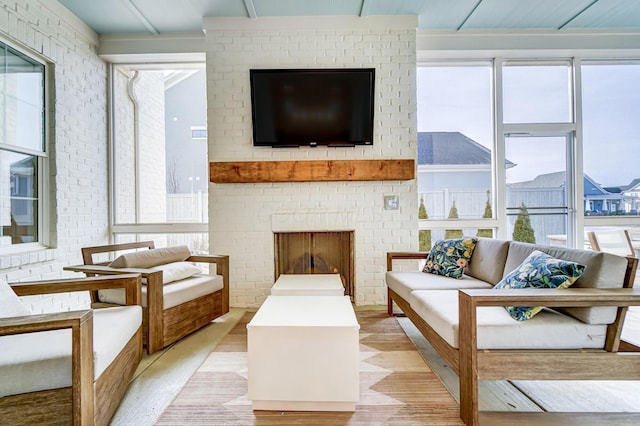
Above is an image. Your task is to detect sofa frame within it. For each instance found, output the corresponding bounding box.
[64,241,230,354]
[0,274,143,426]
[387,251,640,425]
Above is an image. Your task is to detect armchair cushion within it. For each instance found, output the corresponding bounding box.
[493,250,586,321]
[99,274,224,309]
[108,245,191,269]
[0,278,30,318]
[151,261,201,284]
[0,305,141,397]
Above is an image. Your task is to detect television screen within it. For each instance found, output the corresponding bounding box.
[250,68,375,147]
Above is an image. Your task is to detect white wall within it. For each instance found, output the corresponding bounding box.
[0,0,108,312]
[205,17,419,308]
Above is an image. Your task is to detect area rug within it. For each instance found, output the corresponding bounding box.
[156,310,463,425]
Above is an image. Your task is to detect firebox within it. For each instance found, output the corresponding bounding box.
[274,231,354,300]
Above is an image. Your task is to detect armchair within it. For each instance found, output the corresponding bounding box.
[64,241,230,354]
[0,274,142,426]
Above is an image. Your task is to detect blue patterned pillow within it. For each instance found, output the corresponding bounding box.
[494,250,586,321]
[422,238,477,279]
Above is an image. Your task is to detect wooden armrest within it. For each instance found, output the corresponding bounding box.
[386,251,429,271]
[65,264,155,275]
[187,254,229,264]
[0,310,92,336]
[459,287,640,308]
[11,274,142,306]
[0,308,95,422]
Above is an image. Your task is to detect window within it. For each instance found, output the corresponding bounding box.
[582,62,640,218]
[110,65,208,252]
[416,63,496,249]
[0,41,46,248]
[502,62,572,124]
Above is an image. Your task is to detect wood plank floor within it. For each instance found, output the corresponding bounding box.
[110,306,640,425]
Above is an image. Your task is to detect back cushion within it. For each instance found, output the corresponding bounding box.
[504,241,628,324]
[465,238,510,285]
[0,278,31,318]
[109,245,191,269]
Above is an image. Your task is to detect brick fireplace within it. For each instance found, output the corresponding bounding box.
[274,231,355,300]
[205,16,418,308]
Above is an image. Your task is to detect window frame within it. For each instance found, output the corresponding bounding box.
[417,57,640,249]
[107,62,208,243]
[0,38,50,254]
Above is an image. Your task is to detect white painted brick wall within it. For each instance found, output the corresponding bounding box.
[206,18,419,308]
[0,0,108,313]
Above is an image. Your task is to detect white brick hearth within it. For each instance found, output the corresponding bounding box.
[205,16,419,308]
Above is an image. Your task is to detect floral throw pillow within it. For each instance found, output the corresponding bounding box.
[422,238,478,279]
[493,250,586,321]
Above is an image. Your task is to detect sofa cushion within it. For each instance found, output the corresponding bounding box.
[0,305,141,397]
[108,245,191,269]
[409,290,606,350]
[465,237,510,284]
[386,271,492,302]
[99,274,224,309]
[493,250,586,321]
[422,238,477,279]
[504,241,628,324]
[150,261,201,284]
[0,278,30,318]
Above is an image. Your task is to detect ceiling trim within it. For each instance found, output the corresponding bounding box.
[98,33,205,63]
[417,29,640,59]
[202,15,418,32]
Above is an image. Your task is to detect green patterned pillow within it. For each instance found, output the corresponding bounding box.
[422,238,477,279]
[494,250,586,321]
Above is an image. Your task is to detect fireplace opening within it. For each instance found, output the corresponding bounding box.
[274,231,354,301]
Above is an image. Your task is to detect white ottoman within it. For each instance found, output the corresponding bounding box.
[247,295,360,411]
[271,274,345,296]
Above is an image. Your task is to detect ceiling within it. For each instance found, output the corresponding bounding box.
[58,0,640,35]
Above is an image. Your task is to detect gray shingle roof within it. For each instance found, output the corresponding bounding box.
[417,131,514,167]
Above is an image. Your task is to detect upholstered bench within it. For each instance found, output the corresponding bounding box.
[386,237,640,426]
[65,242,230,354]
[0,275,143,425]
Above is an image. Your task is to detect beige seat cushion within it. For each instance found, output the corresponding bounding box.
[99,274,224,309]
[0,278,30,318]
[108,245,191,268]
[0,305,141,397]
[386,271,492,302]
[464,237,510,284]
[409,290,606,350]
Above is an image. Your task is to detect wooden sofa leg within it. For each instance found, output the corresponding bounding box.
[387,288,393,316]
[459,292,479,426]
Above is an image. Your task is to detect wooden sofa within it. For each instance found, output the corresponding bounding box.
[0,274,143,426]
[386,237,640,425]
[65,241,230,354]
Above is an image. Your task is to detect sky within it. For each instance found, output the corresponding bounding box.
[416,63,640,187]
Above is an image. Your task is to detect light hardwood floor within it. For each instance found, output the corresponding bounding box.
[110,306,640,425]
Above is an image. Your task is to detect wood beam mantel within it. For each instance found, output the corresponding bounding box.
[209,159,415,183]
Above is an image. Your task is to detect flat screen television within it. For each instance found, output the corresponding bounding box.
[250,68,375,147]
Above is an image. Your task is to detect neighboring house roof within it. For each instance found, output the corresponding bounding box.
[417,132,514,167]
[509,172,637,201]
[584,175,613,196]
[508,171,565,189]
[605,178,640,193]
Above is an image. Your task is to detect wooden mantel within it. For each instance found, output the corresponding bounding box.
[209,159,415,183]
